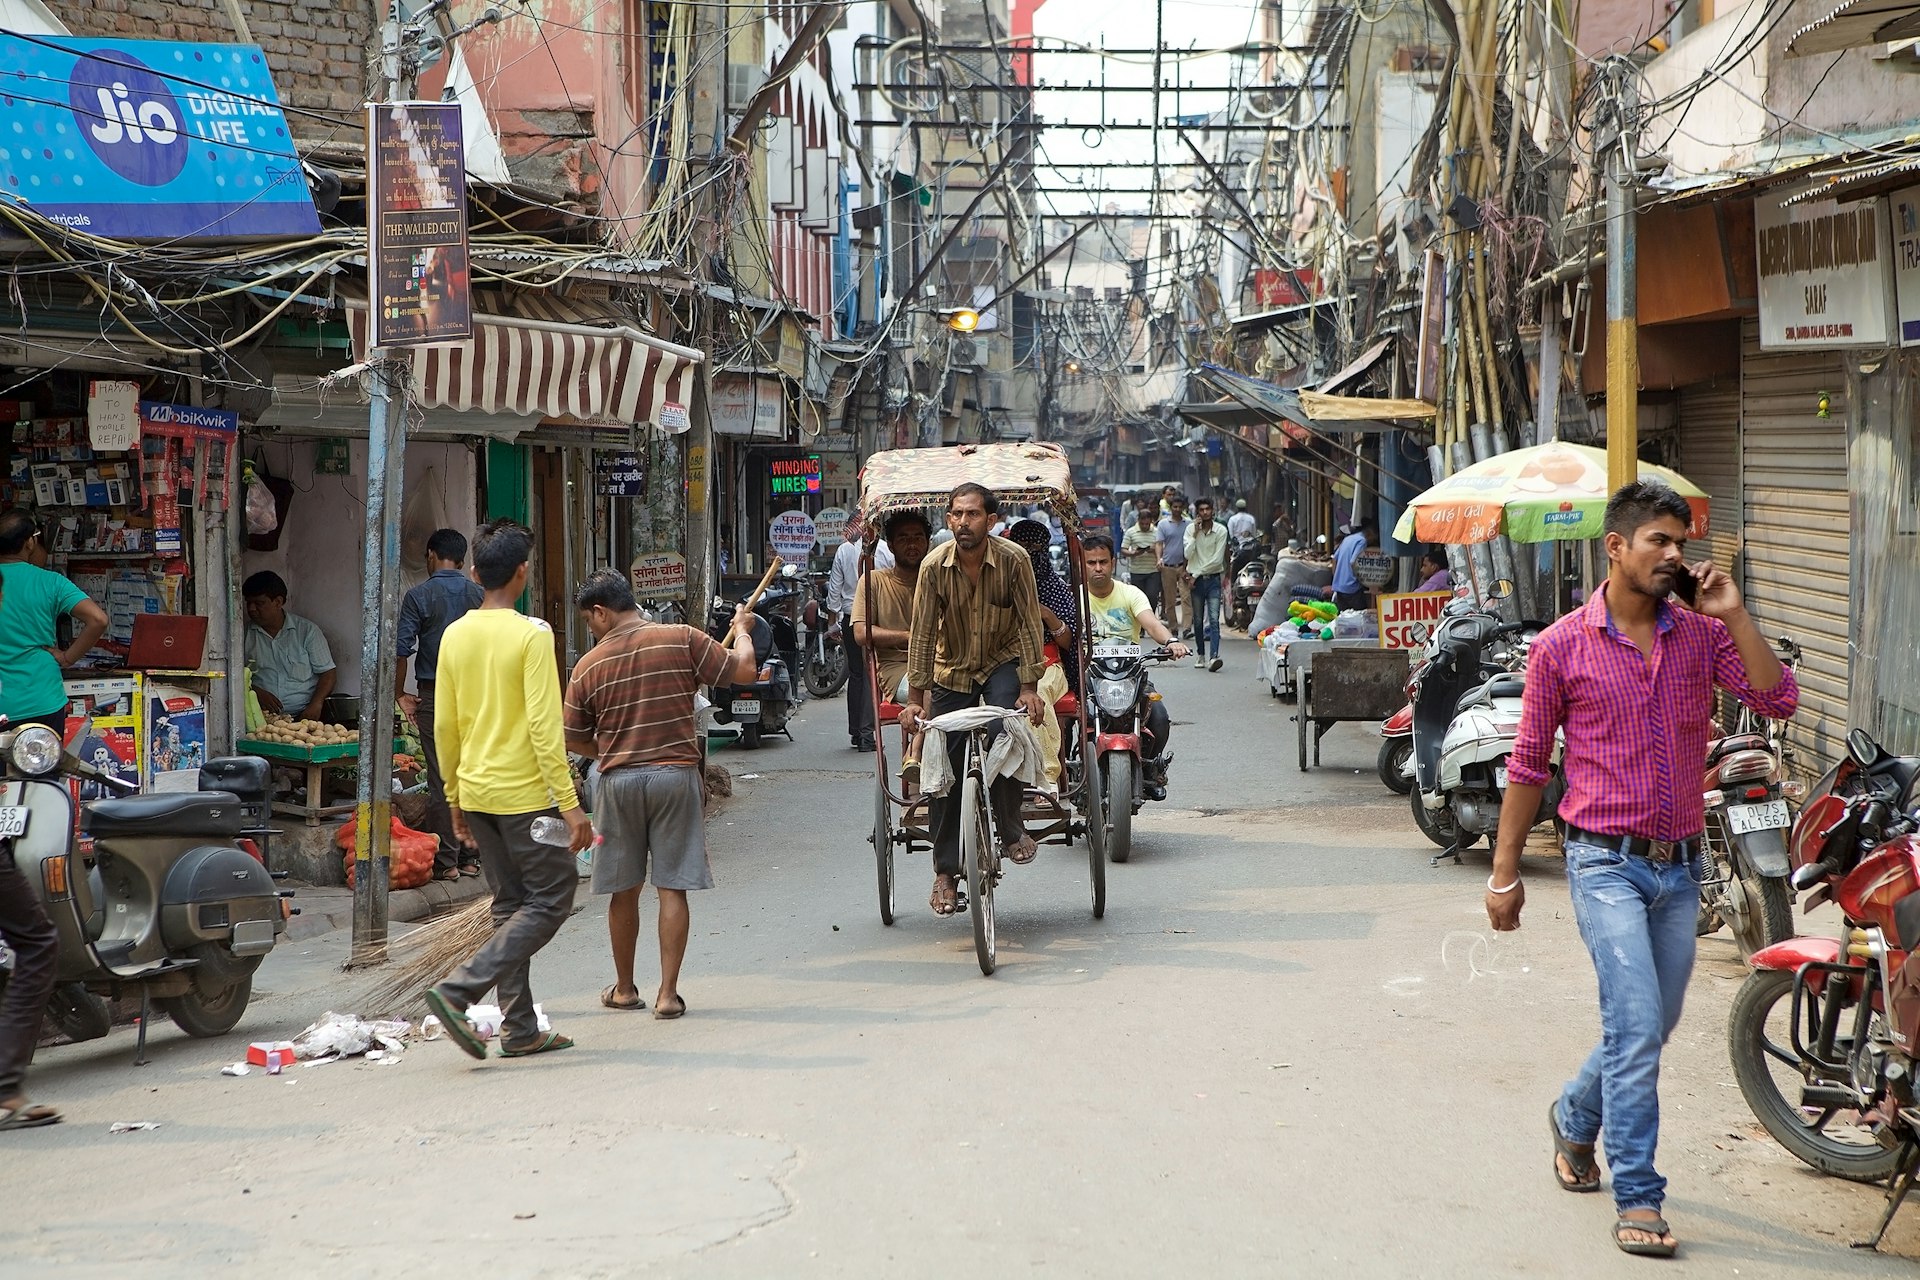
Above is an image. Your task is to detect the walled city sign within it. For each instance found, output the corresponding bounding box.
[0,36,319,239]
[368,101,471,348]
[1755,190,1894,350]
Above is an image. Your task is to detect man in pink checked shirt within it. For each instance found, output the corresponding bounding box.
[1485,481,1797,1260]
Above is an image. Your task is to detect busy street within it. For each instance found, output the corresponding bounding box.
[5,650,1917,1277]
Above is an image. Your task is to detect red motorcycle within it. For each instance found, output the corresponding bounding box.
[1729,727,1920,1249]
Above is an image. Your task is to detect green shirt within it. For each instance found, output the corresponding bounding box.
[0,562,89,719]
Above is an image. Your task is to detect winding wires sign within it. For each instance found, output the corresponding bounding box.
[368,102,471,348]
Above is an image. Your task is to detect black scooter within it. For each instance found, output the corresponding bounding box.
[705,596,796,749]
[0,726,288,1059]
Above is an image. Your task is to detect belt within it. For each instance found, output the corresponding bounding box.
[1565,825,1701,864]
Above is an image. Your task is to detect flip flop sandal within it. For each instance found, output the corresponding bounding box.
[424,987,488,1061]
[1613,1215,1677,1258]
[1004,836,1038,866]
[653,997,687,1021]
[0,1102,60,1131]
[459,864,482,877]
[1549,1100,1602,1193]
[600,984,645,1011]
[433,869,462,882]
[499,1031,575,1058]
[930,880,958,916]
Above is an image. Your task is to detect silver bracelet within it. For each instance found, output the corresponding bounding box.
[1486,874,1521,894]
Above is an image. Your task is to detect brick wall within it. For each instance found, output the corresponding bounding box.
[58,0,375,122]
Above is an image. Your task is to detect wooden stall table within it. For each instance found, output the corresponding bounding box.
[235,737,403,825]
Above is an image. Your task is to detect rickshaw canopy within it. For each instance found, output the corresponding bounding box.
[858,443,1079,529]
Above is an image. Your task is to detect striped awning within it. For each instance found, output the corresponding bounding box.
[1786,0,1920,55]
[345,302,704,431]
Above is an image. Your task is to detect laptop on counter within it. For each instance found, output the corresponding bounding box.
[127,614,209,671]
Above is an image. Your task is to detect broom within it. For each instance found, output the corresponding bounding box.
[356,898,498,1016]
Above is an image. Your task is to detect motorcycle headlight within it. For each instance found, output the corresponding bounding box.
[10,726,61,777]
[1091,677,1136,716]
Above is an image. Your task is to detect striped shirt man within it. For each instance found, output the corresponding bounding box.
[564,620,735,768]
[905,535,1048,694]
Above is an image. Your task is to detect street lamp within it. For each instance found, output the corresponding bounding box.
[942,307,981,333]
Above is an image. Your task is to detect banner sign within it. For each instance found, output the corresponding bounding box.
[1378,591,1451,650]
[629,551,686,601]
[1756,190,1894,350]
[769,455,821,497]
[1353,550,1396,590]
[594,450,647,497]
[1890,185,1920,347]
[769,510,818,558]
[368,102,471,348]
[813,506,850,547]
[0,36,319,239]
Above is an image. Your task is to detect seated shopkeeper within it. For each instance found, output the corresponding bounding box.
[242,570,337,722]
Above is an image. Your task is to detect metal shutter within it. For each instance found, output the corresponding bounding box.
[1739,319,1850,773]
[1678,377,1740,573]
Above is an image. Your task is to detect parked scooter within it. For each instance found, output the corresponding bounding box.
[1728,727,1920,1247]
[1228,536,1272,632]
[704,594,796,749]
[1408,587,1560,864]
[1382,607,1535,797]
[796,570,849,698]
[1697,635,1805,960]
[1085,640,1178,864]
[0,725,287,1056]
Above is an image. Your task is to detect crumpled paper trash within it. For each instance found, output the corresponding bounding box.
[462,1003,551,1041]
[220,1063,251,1077]
[291,1011,412,1062]
[109,1121,160,1134]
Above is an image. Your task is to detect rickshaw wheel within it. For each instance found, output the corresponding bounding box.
[873,769,896,926]
[962,770,997,976]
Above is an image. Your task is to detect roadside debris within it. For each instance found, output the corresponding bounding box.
[291,1012,411,1063]
[108,1122,160,1134]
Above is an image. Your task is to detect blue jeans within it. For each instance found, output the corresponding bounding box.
[1190,574,1222,658]
[1555,839,1701,1214]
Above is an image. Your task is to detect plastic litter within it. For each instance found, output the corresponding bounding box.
[290,1011,413,1062]
[462,1003,551,1041]
[108,1122,160,1134]
[420,1014,444,1041]
[220,1063,251,1077]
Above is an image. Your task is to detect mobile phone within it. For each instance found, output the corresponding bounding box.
[1670,563,1697,607]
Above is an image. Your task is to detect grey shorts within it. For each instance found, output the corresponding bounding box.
[591,764,713,894]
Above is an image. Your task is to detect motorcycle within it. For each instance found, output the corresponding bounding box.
[1227,536,1272,632]
[1382,606,1536,797]
[0,726,288,1056]
[1408,589,1560,864]
[797,570,849,699]
[1697,635,1806,960]
[704,595,796,749]
[1085,640,1177,865]
[1728,727,1920,1247]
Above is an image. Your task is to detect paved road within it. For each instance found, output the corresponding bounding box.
[7,638,1917,1277]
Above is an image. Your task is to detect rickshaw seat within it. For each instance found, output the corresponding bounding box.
[878,700,904,725]
[1052,693,1080,718]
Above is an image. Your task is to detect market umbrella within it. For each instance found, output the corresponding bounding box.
[1392,443,1708,545]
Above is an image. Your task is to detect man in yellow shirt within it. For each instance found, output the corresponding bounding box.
[425,521,592,1061]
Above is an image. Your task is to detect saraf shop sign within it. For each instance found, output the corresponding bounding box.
[0,35,319,240]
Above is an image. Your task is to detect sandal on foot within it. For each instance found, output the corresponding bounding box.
[929,877,957,916]
[600,984,645,1011]
[1612,1215,1676,1258]
[459,863,482,877]
[433,868,462,882]
[1003,835,1038,865]
[499,1031,575,1058]
[0,1101,60,1131]
[424,987,488,1060]
[1550,1100,1601,1193]
[653,996,687,1021]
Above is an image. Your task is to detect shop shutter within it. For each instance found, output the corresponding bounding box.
[1738,320,1849,773]
[1677,377,1740,573]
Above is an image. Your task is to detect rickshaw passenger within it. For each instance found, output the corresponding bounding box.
[898,482,1049,917]
[851,509,933,784]
[1007,517,1080,792]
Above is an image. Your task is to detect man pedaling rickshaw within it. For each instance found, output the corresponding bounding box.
[894,482,1049,917]
[1080,535,1187,800]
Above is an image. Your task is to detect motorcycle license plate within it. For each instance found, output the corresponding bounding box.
[730,700,760,718]
[0,807,27,838]
[1727,799,1790,834]
[1093,642,1142,659]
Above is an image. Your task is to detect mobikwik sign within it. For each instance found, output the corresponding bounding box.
[0,35,319,239]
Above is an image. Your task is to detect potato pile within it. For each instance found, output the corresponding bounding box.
[253,716,358,749]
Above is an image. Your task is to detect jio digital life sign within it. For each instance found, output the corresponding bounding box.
[0,35,320,239]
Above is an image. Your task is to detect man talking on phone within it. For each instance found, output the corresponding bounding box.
[1485,482,1796,1259]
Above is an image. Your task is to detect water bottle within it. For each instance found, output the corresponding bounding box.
[530,815,572,846]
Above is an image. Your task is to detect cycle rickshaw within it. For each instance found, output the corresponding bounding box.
[858,443,1106,975]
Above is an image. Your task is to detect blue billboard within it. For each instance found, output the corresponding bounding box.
[0,35,320,239]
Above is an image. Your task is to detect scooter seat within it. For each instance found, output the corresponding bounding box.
[1706,732,1769,765]
[1456,671,1526,713]
[84,791,246,838]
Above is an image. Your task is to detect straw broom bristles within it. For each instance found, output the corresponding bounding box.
[357,897,497,1015]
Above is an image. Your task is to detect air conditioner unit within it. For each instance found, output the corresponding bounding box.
[950,335,980,367]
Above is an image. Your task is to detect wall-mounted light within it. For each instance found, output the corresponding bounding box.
[942,307,980,333]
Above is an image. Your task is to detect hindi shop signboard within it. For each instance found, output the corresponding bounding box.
[368,102,472,348]
[594,451,647,497]
[0,36,320,239]
[769,510,818,559]
[629,551,687,601]
[1378,591,1451,650]
[1890,186,1920,347]
[1755,189,1894,351]
[813,506,850,548]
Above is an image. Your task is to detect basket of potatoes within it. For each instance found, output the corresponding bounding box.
[246,716,362,757]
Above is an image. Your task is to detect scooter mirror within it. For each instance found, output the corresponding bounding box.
[1848,728,1879,767]
[1486,579,1515,602]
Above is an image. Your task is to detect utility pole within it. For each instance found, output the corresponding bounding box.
[1603,70,1639,494]
[683,0,732,617]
